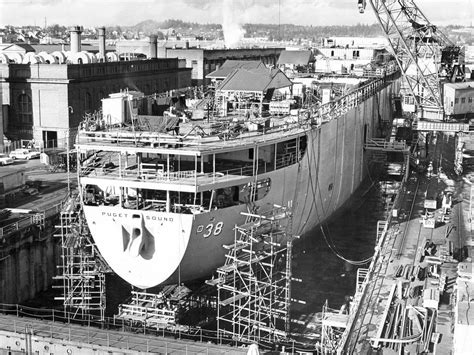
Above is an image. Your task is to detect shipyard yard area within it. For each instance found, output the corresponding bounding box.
[1,0,474,353]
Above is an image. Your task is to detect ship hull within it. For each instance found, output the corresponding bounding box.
[83,79,398,288]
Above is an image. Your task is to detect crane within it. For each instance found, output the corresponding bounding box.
[358,0,464,120]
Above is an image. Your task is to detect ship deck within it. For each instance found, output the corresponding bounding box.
[75,69,399,156]
[76,114,310,156]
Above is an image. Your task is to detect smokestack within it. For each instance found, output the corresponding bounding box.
[148,35,158,59]
[98,27,106,61]
[69,25,83,53]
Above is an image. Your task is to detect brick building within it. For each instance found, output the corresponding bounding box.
[0,58,191,148]
[117,39,283,86]
[0,27,192,149]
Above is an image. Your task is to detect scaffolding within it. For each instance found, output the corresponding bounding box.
[320,300,349,354]
[115,290,177,329]
[214,204,294,344]
[53,197,109,321]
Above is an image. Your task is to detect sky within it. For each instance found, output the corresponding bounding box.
[0,0,472,28]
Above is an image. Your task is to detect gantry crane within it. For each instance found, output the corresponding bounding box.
[358,0,464,121]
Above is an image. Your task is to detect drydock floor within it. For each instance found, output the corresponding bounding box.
[344,165,470,353]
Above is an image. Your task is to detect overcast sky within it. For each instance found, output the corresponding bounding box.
[0,0,472,28]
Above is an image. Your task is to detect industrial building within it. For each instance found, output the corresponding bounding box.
[443,82,474,118]
[116,39,283,86]
[277,49,315,74]
[0,27,192,148]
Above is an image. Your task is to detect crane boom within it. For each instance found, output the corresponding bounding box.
[360,0,464,119]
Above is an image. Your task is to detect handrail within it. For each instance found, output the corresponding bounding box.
[75,69,400,152]
[0,302,247,352]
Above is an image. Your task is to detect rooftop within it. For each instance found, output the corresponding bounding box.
[277,50,314,66]
[218,67,292,92]
[444,82,474,90]
[206,60,265,79]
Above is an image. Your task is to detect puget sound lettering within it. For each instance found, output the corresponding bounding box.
[101,212,174,222]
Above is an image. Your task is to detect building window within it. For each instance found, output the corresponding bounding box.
[404,96,414,105]
[455,98,459,104]
[469,96,472,103]
[17,93,33,124]
[85,92,92,112]
[191,60,198,78]
[461,97,466,104]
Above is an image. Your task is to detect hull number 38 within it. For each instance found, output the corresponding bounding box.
[197,222,224,238]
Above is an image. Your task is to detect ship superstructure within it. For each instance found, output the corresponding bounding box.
[75,63,400,289]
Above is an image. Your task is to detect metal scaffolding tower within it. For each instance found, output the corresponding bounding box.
[54,198,109,321]
[320,300,349,354]
[214,205,294,344]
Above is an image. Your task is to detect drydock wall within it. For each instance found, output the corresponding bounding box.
[0,220,60,303]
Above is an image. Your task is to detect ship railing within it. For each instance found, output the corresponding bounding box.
[143,199,167,211]
[312,70,398,123]
[365,138,408,151]
[80,163,257,185]
[76,117,310,150]
[171,203,204,214]
[275,152,299,169]
[75,69,399,151]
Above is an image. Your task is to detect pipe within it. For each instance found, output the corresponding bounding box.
[98,26,106,61]
[148,35,158,59]
[69,25,83,53]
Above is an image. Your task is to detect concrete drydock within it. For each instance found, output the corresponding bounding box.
[339,132,474,354]
[0,163,69,303]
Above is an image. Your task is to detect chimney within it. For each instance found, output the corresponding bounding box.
[98,27,106,61]
[69,25,83,53]
[148,35,158,59]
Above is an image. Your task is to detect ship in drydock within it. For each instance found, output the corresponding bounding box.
[75,59,400,289]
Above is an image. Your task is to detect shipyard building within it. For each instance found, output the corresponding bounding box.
[0,27,192,148]
[116,39,283,86]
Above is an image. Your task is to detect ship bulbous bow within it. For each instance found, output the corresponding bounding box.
[83,207,192,288]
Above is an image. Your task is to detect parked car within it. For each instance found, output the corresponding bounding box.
[0,153,14,166]
[9,149,41,160]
